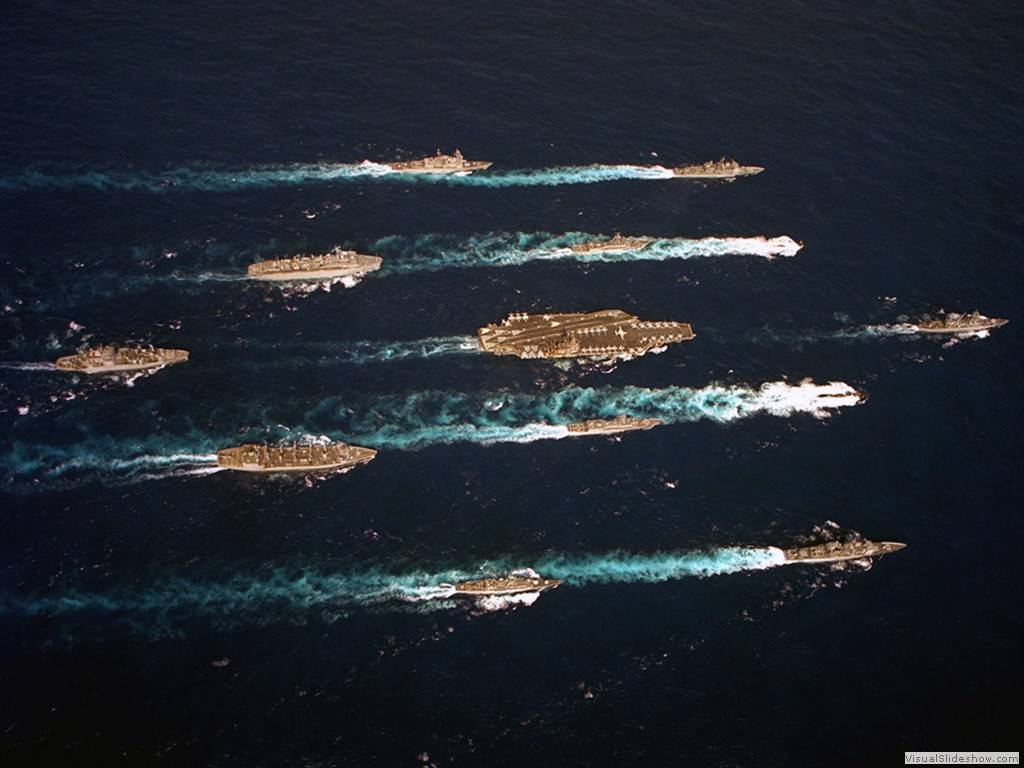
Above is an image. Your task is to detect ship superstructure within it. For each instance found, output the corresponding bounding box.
[247,247,382,281]
[55,346,188,374]
[385,149,492,174]
[216,442,377,473]
[566,415,662,434]
[913,310,1008,334]
[671,158,764,178]
[569,234,654,254]
[477,309,695,360]
[782,539,906,564]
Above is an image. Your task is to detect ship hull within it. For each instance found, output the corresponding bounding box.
[388,161,493,174]
[782,541,906,564]
[249,266,379,282]
[452,577,562,596]
[216,444,377,473]
[914,320,1007,334]
[55,349,188,374]
[248,253,382,281]
[671,167,764,178]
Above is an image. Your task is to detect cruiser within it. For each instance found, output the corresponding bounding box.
[55,346,188,374]
[566,415,662,434]
[451,576,562,596]
[782,539,906,564]
[248,247,382,281]
[385,149,492,174]
[216,441,377,473]
[671,157,764,178]
[569,234,653,254]
[913,310,1008,334]
[478,309,695,360]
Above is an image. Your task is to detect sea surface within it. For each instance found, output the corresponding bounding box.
[1,2,1022,766]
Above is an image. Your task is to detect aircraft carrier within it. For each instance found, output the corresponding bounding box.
[384,149,492,174]
[247,247,382,281]
[477,309,695,360]
[216,442,377,473]
[451,576,562,596]
[913,310,1008,334]
[566,415,662,434]
[671,157,764,178]
[569,234,653,254]
[781,539,906,564]
[55,346,188,374]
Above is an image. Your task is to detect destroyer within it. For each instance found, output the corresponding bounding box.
[566,415,662,434]
[671,157,764,178]
[247,247,382,281]
[55,346,188,374]
[478,309,695,360]
[782,539,906,564]
[451,576,562,596]
[913,310,1008,334]
[385,149,492,174]
[569,233,653,254]
[216,442,377,473]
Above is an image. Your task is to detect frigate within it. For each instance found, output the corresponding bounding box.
[782,539,906,564]
[247,247,382,281]
[55,346,188,374]
[569,233,654,254]
[671,157,764,178]
[477,309,695,360]
[913,310,1008,334]
[385,149,492,174]
[451,576,562,596]
[216,442,377,473]
[566,415,662,434]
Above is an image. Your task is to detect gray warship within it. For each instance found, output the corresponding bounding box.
[914,310,1008,334]
[247,247,382,281]
[55,346,188,374]
[451,576,562,596]
[216,442,377,473]
[385,149,492,174]
[569,233,654,254]
[566,415,662,434]
[477,309,695,360]
[671,157,764,178]
[782,539,906,564]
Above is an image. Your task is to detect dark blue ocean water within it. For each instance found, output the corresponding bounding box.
[1,1,1021,765]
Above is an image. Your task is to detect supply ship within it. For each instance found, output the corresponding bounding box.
[451,576,562,596]
[55,346,188,374]
[216,442,377,473]
[477,309,695,360]
[913,310,1008,334]
[569,233,653,254]
[566,415,662,434]
[781,539,906,564]
[384,149,492,174]
[247,247,382,281]
[671,157,764,178]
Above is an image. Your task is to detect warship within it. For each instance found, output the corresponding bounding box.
[247,247,382,281]
[55,346,188,374]
[384,149,492,174]
[913,310,1008,334]
[671,157,764,178]
[450,576,562,596]
[782,539,906,564]
[216,442,377,473]
[477,309,695,360]
[566,415,662,434]
[569,233,654,254]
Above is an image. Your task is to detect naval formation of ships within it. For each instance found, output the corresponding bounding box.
[42,146,1014,596]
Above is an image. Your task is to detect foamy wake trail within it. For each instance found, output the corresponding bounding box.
[0,548,787,627]
[338,336,481,364]
[1,163,682,193]
[336,380,865,450]
[747,324,921,345]
[0,362,57,371]
[375,232,801,275]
